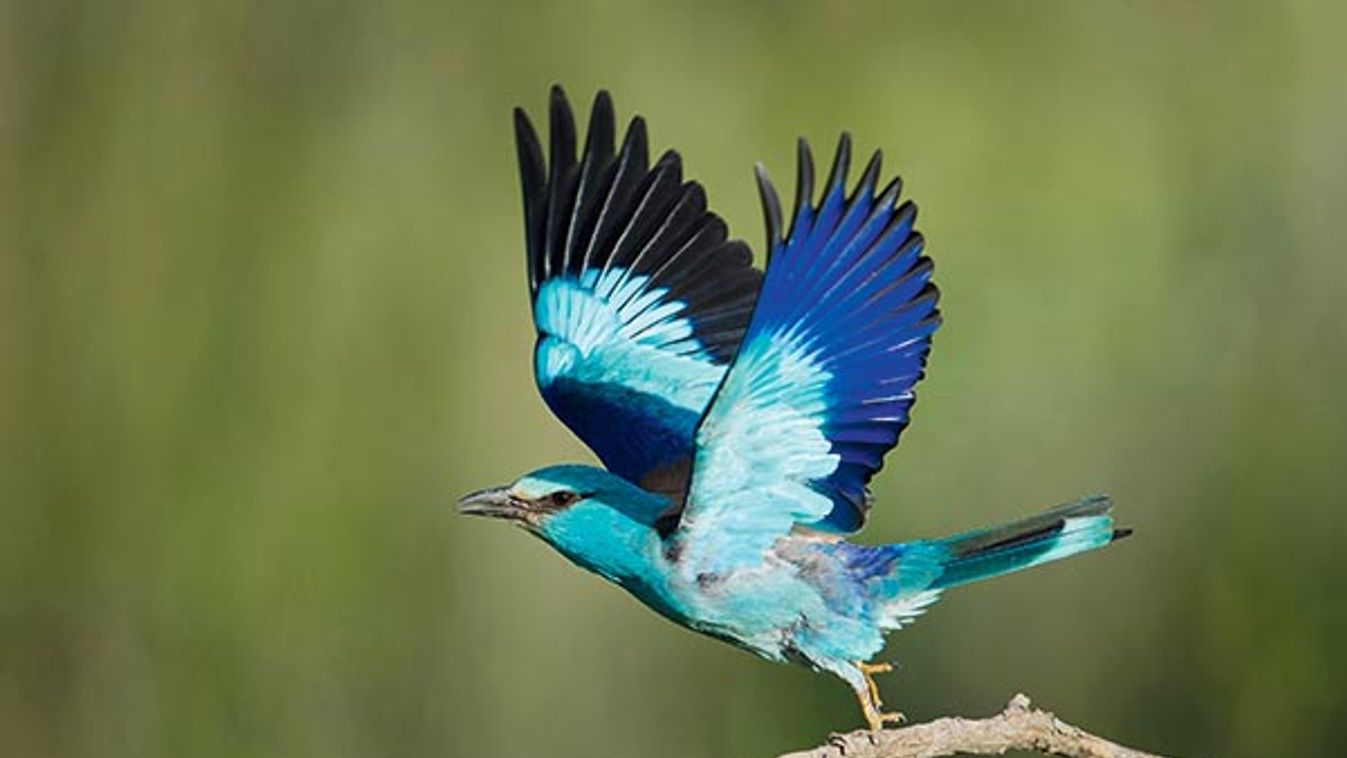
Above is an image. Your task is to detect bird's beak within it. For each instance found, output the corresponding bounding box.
[457,486,525,520]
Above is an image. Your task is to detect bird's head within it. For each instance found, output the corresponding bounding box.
[458,464,671,578]
[458,464,668,531]
[456,465,596,528]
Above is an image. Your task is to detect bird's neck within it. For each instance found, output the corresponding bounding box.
[536,497,672,595]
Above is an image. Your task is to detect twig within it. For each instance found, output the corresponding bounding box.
[777,693,1174,758]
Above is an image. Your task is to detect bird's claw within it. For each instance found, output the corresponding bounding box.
[861,708,906,731]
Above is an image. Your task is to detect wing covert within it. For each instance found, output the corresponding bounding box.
[515,87,762,485]
[671,135,940,573]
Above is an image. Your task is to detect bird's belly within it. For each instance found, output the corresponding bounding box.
[559,540,872,665]
[643,566,830,662]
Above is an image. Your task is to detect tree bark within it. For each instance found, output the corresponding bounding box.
[776,694,1174,758]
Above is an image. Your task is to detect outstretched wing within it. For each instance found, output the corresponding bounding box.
[515,87,762,486]
[669,135,940,574]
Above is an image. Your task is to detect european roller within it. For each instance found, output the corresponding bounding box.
[459,87,1130,730]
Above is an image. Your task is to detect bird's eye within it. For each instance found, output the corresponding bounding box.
[547,491,579,508]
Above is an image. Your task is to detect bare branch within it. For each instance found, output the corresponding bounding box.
[777,694,1174,758]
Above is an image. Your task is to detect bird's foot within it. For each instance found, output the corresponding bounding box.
[853,661,904,731]
[860,705,906,731]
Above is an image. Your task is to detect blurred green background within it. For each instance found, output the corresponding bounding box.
[4,1,1345,757]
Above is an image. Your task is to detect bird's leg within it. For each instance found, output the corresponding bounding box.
[858,661,892,706]
[852,661,904,730]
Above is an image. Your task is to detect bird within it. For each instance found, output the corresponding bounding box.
[458,86,1130,730]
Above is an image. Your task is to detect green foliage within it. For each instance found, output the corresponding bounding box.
[3,1,1344,756]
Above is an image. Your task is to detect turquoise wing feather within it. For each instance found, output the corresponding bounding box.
[515,88,762,484]
[671,135,941,573]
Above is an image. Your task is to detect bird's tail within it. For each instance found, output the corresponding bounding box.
[871,496,1129,629]
[924,495,1128,590]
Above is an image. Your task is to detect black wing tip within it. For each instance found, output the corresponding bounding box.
[546,84,613,116]
[548,87,573,135]
[793,137,816,226]
[626,113,648,141]
[514,103,549,297]
[836,130,853,156]
[860,148,883,182]
[522,86,630,159]
[754,161,773,184]
[1112,527,1135,541]
[546,84,616,116]
[925,280,943,306]
[549,85,576,128]
[654,148,684,176]
[579,92,616,167]
[922,310,944,333]
[874,176,903,211]
[585,92,616,147]
[755,162,784,246]
[514,105,543,154]
[796,137,815,163]
[792,132,876,209]
[614,115,650,180]
[546,87,579,177]
[721,238,755,268]
[824,132,853,194]
[680,180,708,210]
[914,280,940,306]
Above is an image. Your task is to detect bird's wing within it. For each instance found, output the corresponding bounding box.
[669,135,940,574]
[515,88,761,486]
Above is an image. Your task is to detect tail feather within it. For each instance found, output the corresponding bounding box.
[930,495,1126,590]
[872,495,1128,628]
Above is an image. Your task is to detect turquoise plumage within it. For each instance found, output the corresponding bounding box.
[460,87,1130,730]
